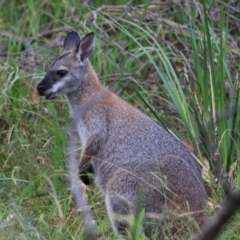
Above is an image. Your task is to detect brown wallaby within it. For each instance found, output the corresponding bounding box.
[37,31,207,239]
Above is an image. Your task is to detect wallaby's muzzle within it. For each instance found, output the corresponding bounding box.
[37,77,56,99]
[36,82,46,96]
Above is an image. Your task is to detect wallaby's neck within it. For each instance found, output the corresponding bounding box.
[66,61,105,119]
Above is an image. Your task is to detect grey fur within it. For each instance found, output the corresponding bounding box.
[37,31,207,239]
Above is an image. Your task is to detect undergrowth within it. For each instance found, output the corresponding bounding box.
[0,0,240,239]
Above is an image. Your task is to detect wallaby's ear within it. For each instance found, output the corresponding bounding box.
[63,31,81,51]
[77,32,95,62]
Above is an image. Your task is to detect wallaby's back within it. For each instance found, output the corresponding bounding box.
[37,31,207,239]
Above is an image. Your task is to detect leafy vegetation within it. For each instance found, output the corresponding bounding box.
[0,0,240,239]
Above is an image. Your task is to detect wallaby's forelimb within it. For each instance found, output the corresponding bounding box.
[67,122,97,240]
[78,137,100,185]
[79,136,101,171]
[79,163,94,185]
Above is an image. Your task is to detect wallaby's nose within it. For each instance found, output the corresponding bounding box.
[37,83,45,95]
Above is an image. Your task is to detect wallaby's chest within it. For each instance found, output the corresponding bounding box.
[69,105,89,145]
[76,121,88,145]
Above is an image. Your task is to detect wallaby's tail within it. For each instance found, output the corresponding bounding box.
[67,122,97,240]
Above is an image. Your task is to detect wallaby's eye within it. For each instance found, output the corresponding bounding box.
[57,70,68,77]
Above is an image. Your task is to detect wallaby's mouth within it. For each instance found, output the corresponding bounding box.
[45,92,57,100]
[37,84,57,100]
[37,90,57,100]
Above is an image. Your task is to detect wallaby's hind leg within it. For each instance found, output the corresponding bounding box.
[105,193,133,236]
[105,192,165,239]
[104,170,141,237]
[104,157,206,239]
[104,170,163,238]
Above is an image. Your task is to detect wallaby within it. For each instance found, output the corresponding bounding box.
[37,31,207,239]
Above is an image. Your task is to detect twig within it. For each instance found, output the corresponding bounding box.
[196,192,240,240]
[67,122,97,240]
[90,10,136,58]
[31,26,71,42]
[0,30,27,45]
[196,104,240,239]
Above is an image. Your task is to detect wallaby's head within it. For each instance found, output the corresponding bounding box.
[37,31,95,99]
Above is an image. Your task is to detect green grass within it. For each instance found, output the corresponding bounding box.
[1,0,240,239]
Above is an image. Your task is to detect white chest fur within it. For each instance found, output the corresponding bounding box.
[76,120,88,145]
[67,101,88,146]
